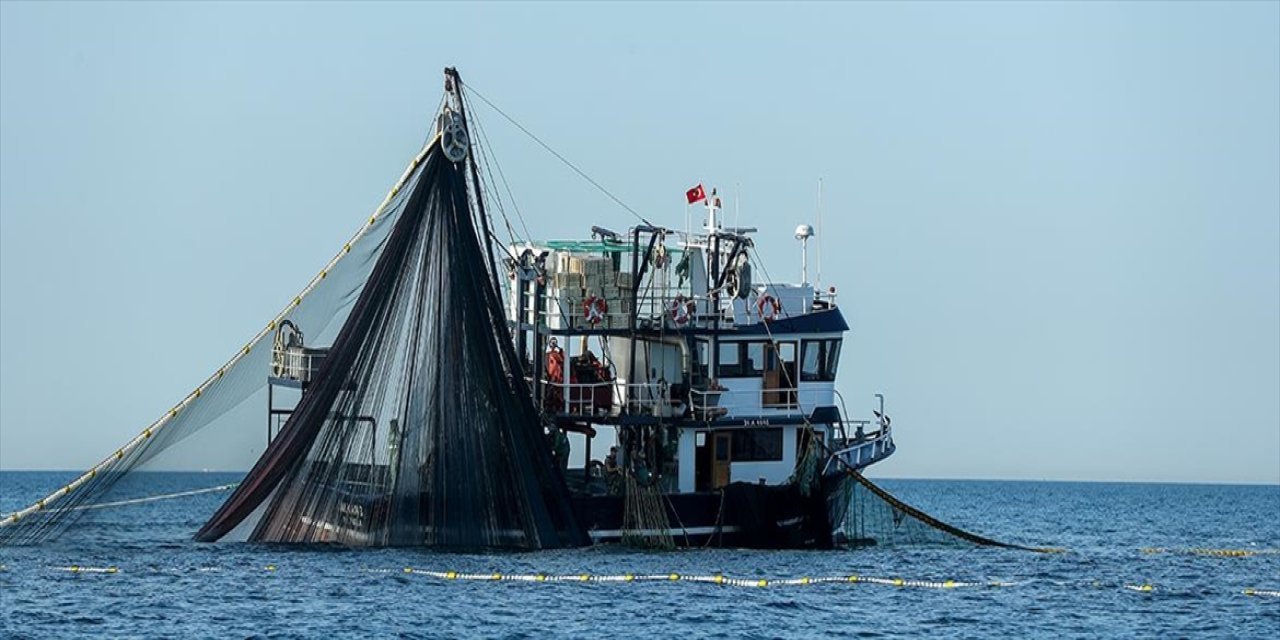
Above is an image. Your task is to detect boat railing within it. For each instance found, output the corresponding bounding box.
[541,291,715,330]
[540,287,840,331]
[270,345,327,383]
[825,423,894,474]
[688,386,822,412]
[813,287,839,309]
[539,377,839,422]
[619,380,685,416]
[540,379,684,417]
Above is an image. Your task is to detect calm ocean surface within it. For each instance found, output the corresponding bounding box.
[0,472,1276,638]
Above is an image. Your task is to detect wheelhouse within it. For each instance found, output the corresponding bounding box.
[501,196,892,496]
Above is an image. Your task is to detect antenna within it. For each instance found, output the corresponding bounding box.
[735,182,741,230]
[816,178,823,288]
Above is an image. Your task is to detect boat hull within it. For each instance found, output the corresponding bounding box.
[571,478,840,549]
[285,473,857,549]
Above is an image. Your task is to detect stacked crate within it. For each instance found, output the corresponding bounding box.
[547,253,585,329]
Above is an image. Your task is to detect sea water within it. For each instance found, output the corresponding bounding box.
[1,472,1276,638]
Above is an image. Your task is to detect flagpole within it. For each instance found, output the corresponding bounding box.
[685,201,690,242]
[735,182,741,230]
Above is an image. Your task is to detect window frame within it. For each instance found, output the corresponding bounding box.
[730,428,784,462]
[796,338,844,382]
[717,341,743,378]
[822,339,842,381]
[716,340,772,379]
[800,340,823,382]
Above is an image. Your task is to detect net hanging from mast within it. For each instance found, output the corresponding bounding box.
[196,136,587,548]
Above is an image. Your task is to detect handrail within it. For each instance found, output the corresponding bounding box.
[825,427,894,474]
[690,386,812,412]
[270,346,326,383]
[540,379,680,416]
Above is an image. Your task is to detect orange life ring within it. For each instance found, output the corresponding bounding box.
[667,295,694,326]
[583,295,607,326]
[756,294,781,322]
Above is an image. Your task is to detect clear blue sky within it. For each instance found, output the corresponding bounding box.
[1,1,1276,484]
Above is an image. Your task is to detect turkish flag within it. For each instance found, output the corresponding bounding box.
[686,184,706,204]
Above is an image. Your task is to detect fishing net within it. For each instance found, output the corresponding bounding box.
[621,474,675,550]
[194,137,586,548]
[825,469,1037,550]
[0,143,433,546]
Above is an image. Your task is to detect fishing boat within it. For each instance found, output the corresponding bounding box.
[254,70,895,549]
[7,68,950,552]
[505,211,897,546]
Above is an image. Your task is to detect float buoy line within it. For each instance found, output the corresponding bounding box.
[26,563,1279,598]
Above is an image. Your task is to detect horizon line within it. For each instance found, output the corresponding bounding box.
[0,468,1275,487]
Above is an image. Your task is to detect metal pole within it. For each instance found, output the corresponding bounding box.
[267,383,273,445]
[801,237,808,285]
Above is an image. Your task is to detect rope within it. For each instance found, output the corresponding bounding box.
[65,484,237,512]
[621,471,675,550]
[462,83,653,227]
[467,101,533,243]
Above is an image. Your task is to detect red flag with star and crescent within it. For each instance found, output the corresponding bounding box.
[686,184,706,204]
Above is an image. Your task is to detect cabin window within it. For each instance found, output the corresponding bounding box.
[744,341,766,376]
[717,342,742,377]
[801,341,822,381]
[800,339,842,382]
[823,339,842,381]
[776,342,797,386]
[731,428,784,462]
[696,339,710,379]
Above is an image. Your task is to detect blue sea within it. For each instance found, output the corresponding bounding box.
[1,472,1276,638]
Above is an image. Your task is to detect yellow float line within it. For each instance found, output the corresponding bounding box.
[34,565,1280,598]
[55,566,119,574]
[1243,588,1280,598]
[399,568,1010,589]
[1139,547,1276,557]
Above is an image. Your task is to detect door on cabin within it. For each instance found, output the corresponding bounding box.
[762,341,798,408]
[711,431,732,489]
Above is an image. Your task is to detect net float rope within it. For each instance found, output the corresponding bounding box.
[29,564,1278,598]
[1140,547,1280,557]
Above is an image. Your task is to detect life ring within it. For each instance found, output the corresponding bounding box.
[756,294,781,322]
[583,295,607,326]
[667,295,694,326]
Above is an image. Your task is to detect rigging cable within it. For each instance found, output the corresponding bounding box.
[464,95,522,247]
[462,83,654,228]
[467,98,534,243]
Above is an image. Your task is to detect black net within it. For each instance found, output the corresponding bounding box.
[0,145,424,547]
[825,468,1041,551]
[194,138,586,548]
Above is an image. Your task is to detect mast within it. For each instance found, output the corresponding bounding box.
[444,67,503,298]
